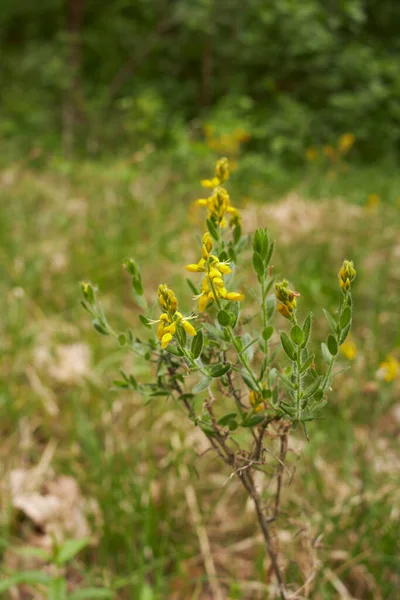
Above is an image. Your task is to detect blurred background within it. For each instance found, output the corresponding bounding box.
[1,1,399,598]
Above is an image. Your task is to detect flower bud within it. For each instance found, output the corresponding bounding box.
[215,157,230,183]
[338,260,356,293]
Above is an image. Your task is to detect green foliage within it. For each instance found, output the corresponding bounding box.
[1,0,400,160]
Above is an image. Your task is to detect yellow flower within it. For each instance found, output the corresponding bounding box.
[249,390,264,412]
[186,251,244,311]
[338,260,356,293]
[195,159,240,228]
[182,320,197,336]
[377,355,399,382]
[153,287,197,348]
[275,280,299,319]
[338,133,355,154]
[306,147,318,161]
[161,333,173,349]
[226,292,244,301]
[340,334,357,360]
[158,284,178,313]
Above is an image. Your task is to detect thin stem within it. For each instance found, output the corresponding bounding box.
[208,273,262,393]
[239,470,288,600]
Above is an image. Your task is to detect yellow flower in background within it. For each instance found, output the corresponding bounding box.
[338,133,355,154]
[340,334,357,360]
[323,145,336,160]
[306,147,318,161]
[366,194,381,213]
[377,355,399,382]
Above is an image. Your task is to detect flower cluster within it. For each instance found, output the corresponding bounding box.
[274,280,300,320]
[185,232,244,311]
[154,285,197,348]
[249,390,264,413]
[338,260,356,293]
[195,158,240,228]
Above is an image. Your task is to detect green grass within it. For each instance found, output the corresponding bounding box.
[1,150,399,598]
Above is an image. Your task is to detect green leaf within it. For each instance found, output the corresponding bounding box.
[262,326,273,341]
[302,313,312,347]
[228,301,239,328]
[217,412,237,426]
[132,277,144,296]
[0,571,52,593]
[313,389,324,402]
[123,258,138,276]
[198,422,216,436]
[241,333,258,361]
[265,296,275,319]
[259,355,268,380]
[327,334,338,356]
[340,306,352,329]
[339,324,351,345]
[191,330,203,359]
[55,538,90,566]
[262,389,272,399]
[252,252,264,277]
[48,577,67,600]
[241,414,265,428]
[206,218,219,240]
[321,342,332,365]
[302,376,322,399]
[300,354,315,373]
[233,223,241,245]
[186,278,199,295]
[253,229,269,259]
[280,332,296,361]
[165,345,184,357]
[265,240,275,266]
[192,376,212,394]
[139,314,152,328]
[132,291,147,310]
[118,333,126,346]
[241,372,258,391]
[323,309,338,333]
[69,590,114,599]
[209,362,231,377]
[12,546,51,560]
[92,319,109,336]
[217,309,231,327]
[112,380,129,389]
[290,325,304,345]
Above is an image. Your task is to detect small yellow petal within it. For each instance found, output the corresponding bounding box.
[216,262,232,274]
[198,293,209,312]
[209,267,221,279]
[213,277,224,288]
[219,287,228,298]
[195,199,208,206]
[161,333,173,349]
[157,323,165,340]
[164,323,176,335]
[185,264,202,272]
[226,292,244,301]
[201,179,214,188]
[182,320,197,336]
